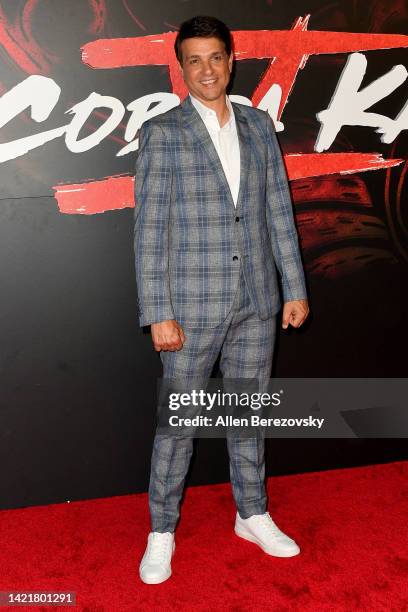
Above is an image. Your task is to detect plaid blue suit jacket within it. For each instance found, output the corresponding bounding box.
[134,94,307,328]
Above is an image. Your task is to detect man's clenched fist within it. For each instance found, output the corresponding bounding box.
[282,299,309,329]
[151,319,186,352]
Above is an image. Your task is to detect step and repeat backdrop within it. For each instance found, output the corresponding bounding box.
[0,0,407,509]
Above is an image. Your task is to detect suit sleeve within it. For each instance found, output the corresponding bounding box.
[264,113,308,303]
[133,120,175,327]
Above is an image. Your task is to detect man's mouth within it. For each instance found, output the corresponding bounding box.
[200,79,217,86]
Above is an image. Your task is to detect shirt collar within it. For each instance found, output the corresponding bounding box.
[189,93,235,129]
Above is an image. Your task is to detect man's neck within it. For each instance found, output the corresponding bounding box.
[189,92,230,128]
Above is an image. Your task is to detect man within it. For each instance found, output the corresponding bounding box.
[134,16,309,584]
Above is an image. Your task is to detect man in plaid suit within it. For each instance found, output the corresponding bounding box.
[134,16,309,584]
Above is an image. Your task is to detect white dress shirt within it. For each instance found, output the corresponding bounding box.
[189,93,240,207]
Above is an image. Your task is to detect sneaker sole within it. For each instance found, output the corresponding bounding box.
[234,526,300,558]
[140,569,172,585]
[139,542,175,584]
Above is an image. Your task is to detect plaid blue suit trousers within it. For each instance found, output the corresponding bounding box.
[149,262,276,532]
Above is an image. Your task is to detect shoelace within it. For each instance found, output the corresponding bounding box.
[257,513,284,539]
[147,534,173,563]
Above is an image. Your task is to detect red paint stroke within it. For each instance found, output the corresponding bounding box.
[54,153,403,215]
[285,153,403,180]
[54,174,134,215]
[80,17,408,116]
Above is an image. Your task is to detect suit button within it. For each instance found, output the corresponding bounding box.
[235,216,240,222]
[233,255,238,261]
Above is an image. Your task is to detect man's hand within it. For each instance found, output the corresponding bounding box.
[282,299,309,329]
[151,319,186,352]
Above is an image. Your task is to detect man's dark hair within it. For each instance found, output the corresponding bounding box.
[174,16,232,64]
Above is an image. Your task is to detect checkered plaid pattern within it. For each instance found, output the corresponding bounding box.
[134,94,308,532]
[149,264,276,532]
[134,95,307,328]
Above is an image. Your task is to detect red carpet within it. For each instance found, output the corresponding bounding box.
[0,461,407,611]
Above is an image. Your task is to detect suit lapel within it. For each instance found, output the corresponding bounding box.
[233,103,250,212]
[180,95,250,213]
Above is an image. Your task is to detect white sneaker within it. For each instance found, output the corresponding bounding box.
[235,512,300,557]
[139,532,175,584]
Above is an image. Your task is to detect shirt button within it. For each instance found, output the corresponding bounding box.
[233,255,239,261]
[235,216,240,222]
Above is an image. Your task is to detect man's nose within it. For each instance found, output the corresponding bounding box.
[201,61,214,75]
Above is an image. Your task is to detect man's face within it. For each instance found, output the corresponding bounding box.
[178,36,233,104]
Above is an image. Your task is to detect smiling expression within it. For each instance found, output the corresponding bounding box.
[178,36,233,105]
